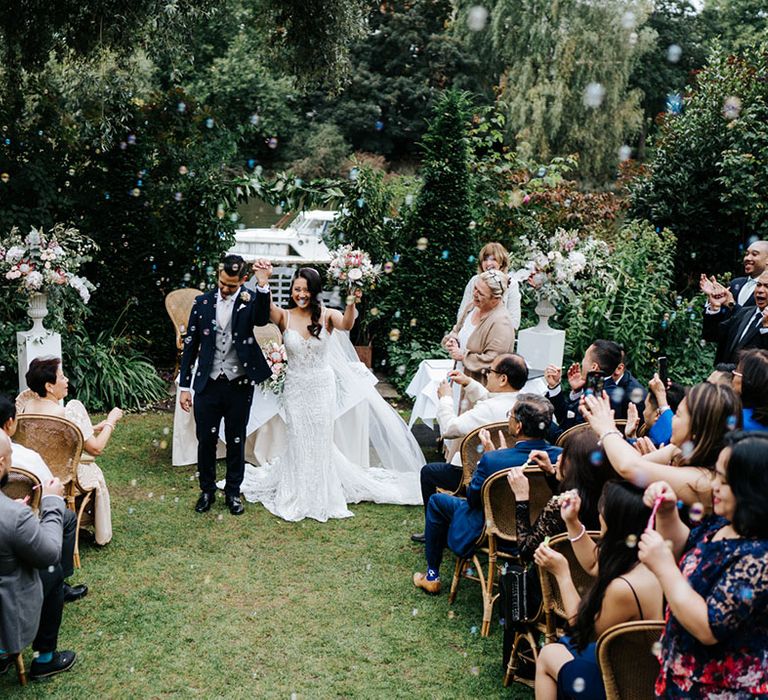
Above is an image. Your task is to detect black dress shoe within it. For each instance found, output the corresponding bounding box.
[63,583,88,603]
[195,492,216,513]
[0,656,11,675]
[30,650,77,680]
[225,495,245,515]
[410,532,426,544]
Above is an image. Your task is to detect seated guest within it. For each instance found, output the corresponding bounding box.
[413,394,561,594]
[700,238,768,309]
[0,396,87,603]
[0,432,77,679]
[732,349,768,431]
[457,242,522,330]
[625,375,686,447]
[580,384,740,509]
[545,340,645,430]
[707,362,736,386]
[638,432,768,698]
[442,269,516,388]
[411,354,528,544]
[534,481,664,700]
[508,431,616,561]
[702,269,768,364]
[20,357,124,545]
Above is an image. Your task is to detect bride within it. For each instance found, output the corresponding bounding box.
[241,265,424,522]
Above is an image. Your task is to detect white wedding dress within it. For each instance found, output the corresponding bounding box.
[237,310,423,522]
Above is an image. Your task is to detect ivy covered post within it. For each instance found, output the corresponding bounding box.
[383,90,478,380]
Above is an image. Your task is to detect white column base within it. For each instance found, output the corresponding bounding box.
[517,326,565,372]
[16,329,62,393]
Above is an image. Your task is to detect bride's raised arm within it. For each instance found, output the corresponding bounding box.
[328,288,361,332]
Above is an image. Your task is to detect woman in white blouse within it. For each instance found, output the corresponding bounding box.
[457,241,521,330]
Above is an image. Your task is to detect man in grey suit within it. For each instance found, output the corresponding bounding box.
[0,432,77,680]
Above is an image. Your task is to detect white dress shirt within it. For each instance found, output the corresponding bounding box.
[738,277,758,306]
[11,442,54,483]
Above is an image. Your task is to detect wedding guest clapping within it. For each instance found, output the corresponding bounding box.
[638,432,768,698]
[442,269,516,388]
[457,242,521,330]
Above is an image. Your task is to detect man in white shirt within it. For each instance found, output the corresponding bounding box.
[410,353,527,543]
[0,395,87,604]
[700,239,768,309]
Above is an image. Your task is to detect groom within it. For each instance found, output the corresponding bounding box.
[179,255,273,515]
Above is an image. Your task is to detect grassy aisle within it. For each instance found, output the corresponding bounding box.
[3,413,532,699]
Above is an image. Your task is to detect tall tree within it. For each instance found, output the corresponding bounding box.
[488,0,654,182]
[700,0,768,53]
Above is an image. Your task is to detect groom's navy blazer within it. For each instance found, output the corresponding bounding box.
[446,439,562,558]
[179,288,272,393]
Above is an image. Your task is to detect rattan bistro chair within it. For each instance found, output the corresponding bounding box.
[556,420,627,448]
[13,415,88,567]
[539,531,599,643]
[254,322,282,347]
[596,620,665,700]
[165,288,203,372]
[2,467,42,513]
[444,421,512,498]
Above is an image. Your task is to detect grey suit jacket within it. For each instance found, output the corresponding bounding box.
[0,492,64,653]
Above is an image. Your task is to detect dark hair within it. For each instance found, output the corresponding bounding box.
[560,431,616,531]
[512,394,554,439]
[570,481,650,650]
[495,354,529,390]
[723,431,768,537]
[647,382,687,414]
[0,394,16,427]
[589,340,622,376]
[220,254,248,280]
[287,268,323,339]
[736,349,768,425]
[25,357,62,398]
[681,382,741,468]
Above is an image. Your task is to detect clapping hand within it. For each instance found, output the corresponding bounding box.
[579,391,616,437]
[625,402,640,439]
[507,466,530,501]
[633,436,659,456]
[700,275,733,310]
[566,362,585,391]
[479,428,507,453]
[544,364,562,390]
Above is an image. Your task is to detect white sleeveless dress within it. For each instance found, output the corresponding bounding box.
[238,310,422,522]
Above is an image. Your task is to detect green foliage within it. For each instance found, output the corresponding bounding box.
[629,43,768,283]
[383,90,478,356]
[700,0,768,53]
[563,220,713,384]
[64,327,167,412]
[286,123,352,180]
[488,0,652,182]
[386,339,448,393]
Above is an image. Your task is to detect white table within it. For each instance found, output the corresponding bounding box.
[405,359,548,429]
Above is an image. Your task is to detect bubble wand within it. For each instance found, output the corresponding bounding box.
[646,494,664,531]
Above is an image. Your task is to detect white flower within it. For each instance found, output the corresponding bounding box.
[5,245,25,264]
[5,269,21,280]
[24,271,44,290]
[348,268,363,281]
[25,227,41,246]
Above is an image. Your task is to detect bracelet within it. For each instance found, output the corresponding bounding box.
[598,429,623,445]
[103,423,115,431]
[568,524,587,542]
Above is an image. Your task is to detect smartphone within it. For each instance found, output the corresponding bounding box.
[658,356,668,386]
[584,371,605,395]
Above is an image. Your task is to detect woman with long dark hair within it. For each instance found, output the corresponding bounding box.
[533,481,664,700]
[733,348,768,430]
[240,267,424,521]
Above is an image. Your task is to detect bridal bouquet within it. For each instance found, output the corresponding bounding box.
[509,227,611,306]
[327,245,381,289]
[0,224,97,303]
[261,340,287,396]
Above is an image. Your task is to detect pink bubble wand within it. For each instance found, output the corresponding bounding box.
[646,494,664,531]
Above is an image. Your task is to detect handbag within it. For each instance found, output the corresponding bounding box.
[499,562,542,625]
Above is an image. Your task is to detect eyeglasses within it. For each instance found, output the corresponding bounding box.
[480,367,503,377]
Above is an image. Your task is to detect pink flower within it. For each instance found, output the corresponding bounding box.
[522,194,531,204]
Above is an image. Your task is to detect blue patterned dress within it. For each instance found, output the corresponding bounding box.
[656,516,768,698]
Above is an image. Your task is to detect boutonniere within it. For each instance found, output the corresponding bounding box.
[240,291,251,303]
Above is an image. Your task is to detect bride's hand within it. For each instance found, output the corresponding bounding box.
[346,288,363,305]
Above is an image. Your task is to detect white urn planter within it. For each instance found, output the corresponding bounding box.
[516,296,566,373]
[16,291,62,392]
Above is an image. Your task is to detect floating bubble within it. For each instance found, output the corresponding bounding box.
[205,118,215,129]
[572,677,586,693]
[374,120,384,131]
[174,192,183,202]
[384,261,394,273]
[448,610,456,619]
[412,608,418,616]
[405,194,414,206]
[267,137,278,149]
[666,93,683,115]
[467,5,489,31]
[590,450,603,466]
[369,307,379,316]
[409,318,417,327]
[651,641,662,656]
[740,586,754,603]
[470,667,479,676]
[356,197,365,208]
[726,414,737,430]
[0,173,10,183]
[476,444,484,453]
[217,514,224,522]
[441,250,450,260]
[130,479,137,487]
[388,328,401,342]
[666,44,683,63]
[677,499,684,509]
[177,102,187,113]
[127,134,136,145]
[249,113,260,126]
[723,96,742,120]
[621,10,636,28]
[349,167,359,181]
[680,441,694,458]
[629,387,645,403]
[130,188,141,197]
[618,144,632,161]
[689,502,704,522]
[470,625,478,635]
[416,237,428,250]
[396,364,406,376]
[128,507,135,514]
[583,83,606,109]
[625,534,637,548]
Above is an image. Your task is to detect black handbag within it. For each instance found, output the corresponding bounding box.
[499,563,542,625]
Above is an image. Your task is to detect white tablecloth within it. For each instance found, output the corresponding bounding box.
[405,359,548,429]
[172,364,377,468]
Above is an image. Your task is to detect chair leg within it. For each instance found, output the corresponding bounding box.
[74,491,93,570]
[15,653,27,686]
[448,557,464,604]
[481,543,497,637]
[503,632,523,686]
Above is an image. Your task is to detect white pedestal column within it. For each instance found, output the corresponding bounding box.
[516,299,565,372]
[16,292,63,392]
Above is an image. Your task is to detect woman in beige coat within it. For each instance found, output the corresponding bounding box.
[442,269,516,388]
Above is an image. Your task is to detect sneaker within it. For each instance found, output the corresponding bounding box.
[30,651,77,680]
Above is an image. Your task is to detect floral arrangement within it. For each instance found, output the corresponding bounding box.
[327,244,381,289]
[510,227,611,306]
[261,340,287,396]
[0,224,97,303]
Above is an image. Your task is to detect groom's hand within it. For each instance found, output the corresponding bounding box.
[180,390,192,413]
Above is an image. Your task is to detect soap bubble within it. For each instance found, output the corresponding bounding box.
[374,120,384,131]
[629,387,645,403]
[205,118,215,128]
[689,502,704,522]
[267,137,279,149]
[467,5,489,31]
[178,165,188,175]
[666,44,683,63]
[416,237,428,250]
[384,262,394,273]
[666,93,683,115]
[388,328,401,342]
[249,113,260,126]
[177,102,187,113]
[0,173,10,183]
[590,450,603,466]
[583,83,606,109]
[621,10,636,28]
[572,677,586,693]
[412,608,418,616]
[470,667,479,676]
[651,641,662,656]
[723,96,742,120]
[470,625,478,635]
[680,441,694,458]
[625,534,637,548]
[618,144,632,161]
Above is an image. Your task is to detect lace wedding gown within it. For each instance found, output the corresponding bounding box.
[238,312,423,522]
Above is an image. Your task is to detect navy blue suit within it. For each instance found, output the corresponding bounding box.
[179,287,272,497]
[702,304,768,364]
[729,276,757,309]
[424,439,562,573]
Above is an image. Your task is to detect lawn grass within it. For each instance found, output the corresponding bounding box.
[3,412,533,699]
